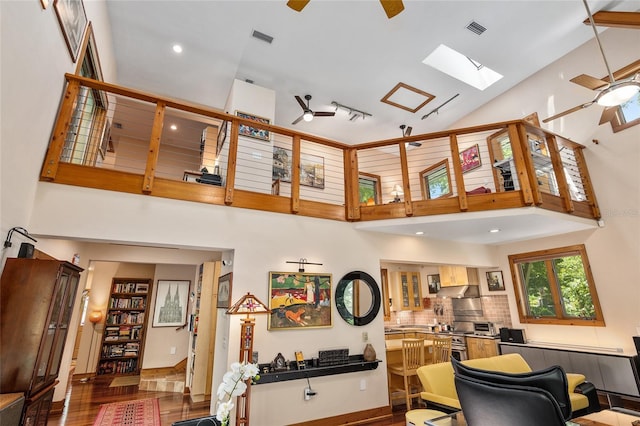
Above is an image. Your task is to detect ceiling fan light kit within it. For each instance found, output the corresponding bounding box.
[596,81,640,107]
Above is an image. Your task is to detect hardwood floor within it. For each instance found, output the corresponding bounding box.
[48,375,409,426]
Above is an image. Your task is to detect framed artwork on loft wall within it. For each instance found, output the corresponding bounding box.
[267,271,332,330]
[460,144,481,173]
[217,272,233,309]
[54,0,88,63]
[236,110,270,141]
[152,280,190,327]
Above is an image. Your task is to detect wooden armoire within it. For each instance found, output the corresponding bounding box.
[0,258,83,425]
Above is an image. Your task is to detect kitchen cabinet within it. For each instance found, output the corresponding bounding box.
[0,258,82,425]
[394,272,422,311]
[439,266,479,287]
[466,337,498,359]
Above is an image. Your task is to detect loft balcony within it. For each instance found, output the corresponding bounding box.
[40,74,600,243]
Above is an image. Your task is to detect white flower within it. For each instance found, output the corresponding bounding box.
[215,362,260,426]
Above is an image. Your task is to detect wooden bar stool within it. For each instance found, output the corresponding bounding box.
[431,336,452,364]
[388,338,425,410]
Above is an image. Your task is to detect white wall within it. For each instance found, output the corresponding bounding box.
[452,27,640,354]
[2,1,638,424]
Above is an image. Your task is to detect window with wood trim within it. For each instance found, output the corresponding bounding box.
[419,159,452,200]
[359,172,382,205]
[611,92,640,133]
[508,244,604,326]
[62,23,109,166]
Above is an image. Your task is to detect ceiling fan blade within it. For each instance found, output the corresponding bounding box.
[599,106,618,125]
[542,102,595,123]
[313,111,335,117]
[570,74,608,90]
[294,95,307,111]
[380,0,404,19]
[287,0,310,12]
[585,11,640,30]
[292,115,304,125]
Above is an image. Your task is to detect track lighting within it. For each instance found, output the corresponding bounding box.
[331,101,372,121]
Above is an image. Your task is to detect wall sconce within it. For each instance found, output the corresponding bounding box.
[390,184,404,203]
[285,258,323,273]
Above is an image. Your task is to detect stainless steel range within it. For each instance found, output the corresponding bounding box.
[436,331,469,361]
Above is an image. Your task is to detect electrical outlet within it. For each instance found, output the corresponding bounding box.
[304,387,316,401]
[360,379,366,391]
[362,331,368,342]
[170,346,176,355]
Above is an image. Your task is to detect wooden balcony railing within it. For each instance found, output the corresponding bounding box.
[40,74,601,224]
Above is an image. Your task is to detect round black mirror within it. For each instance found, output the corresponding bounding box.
[335,271,381,326]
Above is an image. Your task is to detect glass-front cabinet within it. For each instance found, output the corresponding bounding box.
[397,271,422,311]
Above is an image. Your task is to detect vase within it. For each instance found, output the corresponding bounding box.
[363,343,376,361]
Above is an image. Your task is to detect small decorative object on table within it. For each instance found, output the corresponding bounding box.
[216,362,260,426]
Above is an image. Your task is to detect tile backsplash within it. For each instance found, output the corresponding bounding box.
[385,295,512,329]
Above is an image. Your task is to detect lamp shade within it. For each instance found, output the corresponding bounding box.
[88,310,103,324]
[390,184,404,196]
[227,292,271,319]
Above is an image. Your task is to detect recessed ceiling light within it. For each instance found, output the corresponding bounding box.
[170,124,177,131]
[489,229,500,233]
[415,231,424,235]
[172,44,183,54]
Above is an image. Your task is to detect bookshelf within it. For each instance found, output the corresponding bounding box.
[97,277,152,375]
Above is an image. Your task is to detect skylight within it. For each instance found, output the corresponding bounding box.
[422,44,503,91]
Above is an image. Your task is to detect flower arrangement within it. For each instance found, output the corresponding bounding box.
[216,361,260,426]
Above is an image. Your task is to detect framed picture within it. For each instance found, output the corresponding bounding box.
[460,144,481,173]
[300,153,325,189]
[152,280,190,327]
[216,120,228,156]
[54,0,88,63]
[135,283,149,294]
[272,147,325,189]
[236,110,270,141]
[268,271,332,330]
[427,274,441,294]
[486,271,505,291]
[217,272,233,309]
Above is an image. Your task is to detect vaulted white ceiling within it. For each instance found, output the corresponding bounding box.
[106,0,638,145]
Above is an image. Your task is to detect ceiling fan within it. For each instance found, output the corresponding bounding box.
[543,0,640,124]
[287,0,404,19]
[291,95,335,125]
[400,124,422,147]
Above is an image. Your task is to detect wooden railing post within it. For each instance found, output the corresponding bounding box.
[573,147,601,219]
[398,141,413,216]
[224,119,239,205]
[142,102,166,194]
[40,78,81,181]
[344,148,360,220]
[545,134,574,213]
[291,135,301,214]
[508,124,535,205]
[449,134,468,211]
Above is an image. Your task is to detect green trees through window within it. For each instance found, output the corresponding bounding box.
[509,245,604,326]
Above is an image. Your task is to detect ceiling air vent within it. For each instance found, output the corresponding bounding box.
[251,30,274,44]
[466,21,487,35]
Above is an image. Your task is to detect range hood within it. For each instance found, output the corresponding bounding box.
[436,285,480,298]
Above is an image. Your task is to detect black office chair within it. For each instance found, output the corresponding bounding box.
[451,356,572,420]
[454,374,567,426]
